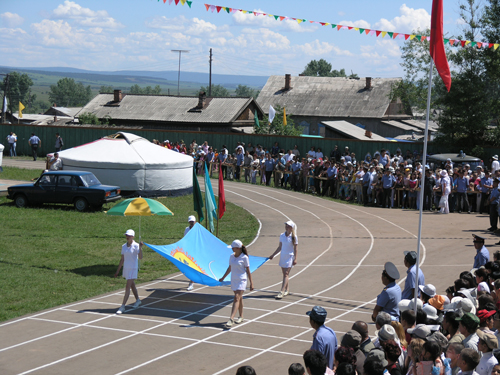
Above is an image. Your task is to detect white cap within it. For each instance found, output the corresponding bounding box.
[398,298,423,312]
[188,215,196,222]
[164,140,169,143]
[125,229,135,237]
[229,240,243,248]
[419,284,437,297]
[285,220,296,229]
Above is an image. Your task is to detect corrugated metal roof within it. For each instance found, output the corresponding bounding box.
[257,76,403,118]
[321,121,388,141]
[76,94,257,124]
[381,120,420,131]
[401,119,439,132]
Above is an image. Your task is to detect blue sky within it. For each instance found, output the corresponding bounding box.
[0,0,482,79]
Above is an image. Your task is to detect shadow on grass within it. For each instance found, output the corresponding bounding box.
[70,264,116,277]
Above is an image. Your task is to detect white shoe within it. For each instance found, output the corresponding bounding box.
[187,283,194,291]
[234,317,244,324]
[133,299,141,308]
[116,305,125,314]
[225,319,234,328]
[283,290,289,296]
[275,292,284,300]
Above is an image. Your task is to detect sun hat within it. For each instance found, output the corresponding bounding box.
[306,306,327,323]
[428,295,446,311]
[229,240,243,248]
[125,229,135,236]
[419,284,437,298]
[477,329,499,350]
[440,170,448,177]
[377,324,398,341]
[366,348,388,367]
[427,331,449,351]
[423,304,439,321]
[398,298,423,312]
[407,324,432,339]
[493,155,499,160]
[188,215,196,222]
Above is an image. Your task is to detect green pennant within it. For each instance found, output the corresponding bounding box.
[416,35,421,40]
[359,28,365,34]
[248,11,253,14]
[331,24,336,28]
[187,1,192,7]
[470,41,477,47]
[274,15,279,20]
[303,19,307,22]
[226,7,230,13]
[388,32,393,38]
[444,38,449,44]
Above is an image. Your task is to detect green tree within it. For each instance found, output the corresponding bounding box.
[48,78,93,107]
[235,84,258,98]
[129,84,162,95]
[200,84,229,97]
[99,85,114,94]
[301,59,359,78]
[253,105,302,136]
[0,72,34,112]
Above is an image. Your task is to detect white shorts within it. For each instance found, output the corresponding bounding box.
[231,279,247,291]
[123,267,138,280]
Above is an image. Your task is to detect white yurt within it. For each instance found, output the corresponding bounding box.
[57,132,193,196]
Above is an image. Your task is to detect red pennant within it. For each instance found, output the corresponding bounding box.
[279,16,285,21]
[174,0,179,4]
[320,22,326,26]
[376,30,382,37]
[218,162,226,219]
[393,33,399,39]
[348,26,353,30]
[405,34,410,40]
[490,43,495,48]
[310,20,314,23]
[449,39,455,45]
[253,12,258,16]
[216,5,222,12]
[204,3,209,11]
[365,29,371,34]
[420,35,425,41]
[337,25,342,30]
[163,0,167,3]
[477,42,482,48]
[461,40,466,47]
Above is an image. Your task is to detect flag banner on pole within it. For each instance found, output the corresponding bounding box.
[430,0,451,92]
[218,162,226,219]
[283,107,287,126]
[193,163,204,222]
[269,105,276,123]
[204,162,217,232]
[19,102,25,118]
[3,96,7,112]
[146,223,268,286]
[254,109,260,128]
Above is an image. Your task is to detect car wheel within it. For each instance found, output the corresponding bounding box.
[74,198,89,212]
[14,194,28,208]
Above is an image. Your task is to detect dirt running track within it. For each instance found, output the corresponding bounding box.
[0,180,494,374]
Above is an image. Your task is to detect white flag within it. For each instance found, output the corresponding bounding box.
[269,105,276,123]
[3,95,6,112]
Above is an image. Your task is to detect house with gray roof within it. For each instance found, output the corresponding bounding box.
[75,91,264,132]
[256,75,413,138]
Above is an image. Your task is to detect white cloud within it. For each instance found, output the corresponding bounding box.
[1,12,24,28]
[232,10,315,33]
[295,39,353,56]
[338,19,371,29]
[375,39,401,57]
[456,18,466,25]
[51,1,123,29]
[237,28,291,50]
[373,4,430,33]
[145,15,188,31]
[338,11,346,17]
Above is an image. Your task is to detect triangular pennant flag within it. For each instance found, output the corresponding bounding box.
[274,15,279,20]
[444,38,449,44]
[348,26,353,30]
[410,34,416,40]
[337,25,342,30]
[174,0,179,4]
[216,5,222,12]
[388,32,394,38]
[359,28,365,34]
[421,36,427,41]
[465,40,471,46]
[376,30,382,37]
[331,24,336,28]
[221,7,226,12]
[204,3,210,11]
[365,29,371,34]
[248,11,253,14]
[180,0,186,4]
[324,23,330,26]
[382,31,387,38]
[404,34,410,40]
[242,10,247,14]
[253,12,259,16]
[470,41,476,47]
[477,42,482,48]
[163,0,167,3]
[320,22,326,26]
[210,4,215,12]
[310,20,315,24]
[279,16,285,21]
[495,44,499,50]
[297,19,302,24]
[187,1,192,7]
[461,40,466,47]
[489,43,494,48]
[226,7,231,13]
[169,0,173,4]
[354,27,359,31]
[393,33,399,39]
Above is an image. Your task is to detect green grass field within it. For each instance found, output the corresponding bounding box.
[0,169,259,322]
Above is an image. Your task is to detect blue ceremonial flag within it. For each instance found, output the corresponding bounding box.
[145,223,268,287]
[204,162,217,233]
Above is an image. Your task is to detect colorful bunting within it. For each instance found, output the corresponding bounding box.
[165,2,500,51]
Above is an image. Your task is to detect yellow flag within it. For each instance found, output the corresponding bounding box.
[283,107,287,126]
[19,102,25,118]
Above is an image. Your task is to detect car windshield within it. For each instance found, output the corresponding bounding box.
[80,173,102,187]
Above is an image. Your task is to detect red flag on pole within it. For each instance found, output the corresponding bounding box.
[430,0,451,92]
[218,162,226,219]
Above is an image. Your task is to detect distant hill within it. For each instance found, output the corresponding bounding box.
[0,66,269,89]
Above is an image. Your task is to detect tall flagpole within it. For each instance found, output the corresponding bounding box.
[414,60,433,315]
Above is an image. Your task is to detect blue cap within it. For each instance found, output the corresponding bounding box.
[306,306,327,323]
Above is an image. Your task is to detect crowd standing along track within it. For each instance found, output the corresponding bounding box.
[0,178,488,375]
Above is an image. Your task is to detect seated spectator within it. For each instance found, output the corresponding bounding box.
[407,324,432,341]
[341,330,365,375]
[236,366,256,375]
[289,363,306,375]
[476,330,498,375]
[352,320,376,356]
[381,339,402,375]
[458,312,481,350]
[303,349,333,375]
[391,321,408,350]
[446,342,464,375]
[443,311,465,344]
[334,346,357,373]
[365,349,388,375]
[457,348,481,375]
[406,338,425,375]
[477,309,496,333]
[337,362,356,375]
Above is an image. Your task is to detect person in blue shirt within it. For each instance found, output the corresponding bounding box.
[488,178,500,231]
[473,235,490,269]
[218,146,228,179]
[372,262,401,321]
[401,251,425,300]
[321,160,338,198]
[28,133,41,161]
[362,165,372,206]
[264,153,276,186]
[290,157,302,191]
[306,305,338,370]
[382,168,396,208]
[480,171,493,214]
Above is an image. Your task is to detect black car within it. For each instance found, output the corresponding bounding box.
[7,171,121,211]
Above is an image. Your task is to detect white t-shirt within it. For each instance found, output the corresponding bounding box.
[316,152,324,159]
[49,157,63,171]
[307,150,316,158]
[7,134,16,144]
[184,226,193,237]
[279,232,298,268]
[229,253,249,283]
[122,241,140,269]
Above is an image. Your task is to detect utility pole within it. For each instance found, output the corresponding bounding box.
[171,49,190,96]
[1,73,9,124]
[209,48,213,97]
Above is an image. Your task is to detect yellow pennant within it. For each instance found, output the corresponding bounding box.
[180,0,186,4]
[465,40,471,46]
[495,44,499,50]
[324,23,330,26]
[242,10,247,14]
[410,35,416,40]
[354,27,359,31]
[297,19,302,24]
[382,31,387,38]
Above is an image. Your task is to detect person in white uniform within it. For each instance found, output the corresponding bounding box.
[219,240,254,328]
[184,215,197,291]
[268,220,298,300]
[440,170,451,214]
[114,229,143,314]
